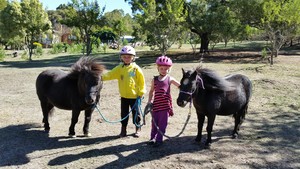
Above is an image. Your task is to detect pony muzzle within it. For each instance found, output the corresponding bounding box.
[177,98,188,107]
[85,96,95,105]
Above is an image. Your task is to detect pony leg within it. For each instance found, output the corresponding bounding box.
[83,109,93,137]
[232,107,247,138]
[205,115,216,146]
[69,110,80,137]
[41,101,54,132]
[195,112,205,143]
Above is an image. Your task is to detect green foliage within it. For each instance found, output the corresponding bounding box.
[21,0,51,60]
[102,10,133,38]
[21,50,29,60]
[68,43,83,54]
[61,0,105,56]
[133,0,187,54]
[122,39,128,46]
[50,43,65,54]
[261,0,300,64]
[0,46,5,61]
[0,0,51,60]
[35,46,43,56]
[261,47,268,60]
[0,1,24,40]
[0,0,7,10]
[102,44,107,54]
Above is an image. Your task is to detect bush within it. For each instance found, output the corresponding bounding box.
[0,46,5,61]
[35,46,43,57]
[21,50,29,60]
[68,43,83,54]
[50,43,65,54]
[261,47,268,60]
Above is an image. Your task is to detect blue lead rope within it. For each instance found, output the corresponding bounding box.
[94,97,145,127]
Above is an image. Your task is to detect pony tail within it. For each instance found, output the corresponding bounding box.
[241,103,248,120]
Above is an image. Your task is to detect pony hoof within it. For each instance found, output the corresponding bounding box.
[84,133,92,137]
[232,133,238,139]
[69,134,77,138]
[195,136,201,142]
[204,144,211,149]
[204,140,212,148]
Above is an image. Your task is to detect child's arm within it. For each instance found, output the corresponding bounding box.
[147,79,154,103]
[170,76,180,88]
[101,65,120,81]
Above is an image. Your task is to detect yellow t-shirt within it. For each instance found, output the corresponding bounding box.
[102,63,146,99]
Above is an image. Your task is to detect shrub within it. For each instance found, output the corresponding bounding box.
[261,47,268,60]
[0,46,5,61]
[68,43,83,54]
[21,50,29,60]
[35,46,43,57]
[50,43,65,54]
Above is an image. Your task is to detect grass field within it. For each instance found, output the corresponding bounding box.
[0,45,299,168]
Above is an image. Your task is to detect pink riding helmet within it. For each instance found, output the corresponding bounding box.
[156,55,173,66]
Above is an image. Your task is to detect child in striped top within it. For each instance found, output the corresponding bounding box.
[147,56,180,147]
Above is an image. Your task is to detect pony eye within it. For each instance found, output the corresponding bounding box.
[183,78,189,85]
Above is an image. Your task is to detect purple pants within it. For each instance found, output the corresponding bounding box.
[150,109,169,142]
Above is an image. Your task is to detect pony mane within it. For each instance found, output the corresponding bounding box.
[69,57,105,78]
[195,66,234,91]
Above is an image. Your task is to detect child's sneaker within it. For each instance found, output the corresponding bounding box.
[147,139,155,145]
[133,127,141,138]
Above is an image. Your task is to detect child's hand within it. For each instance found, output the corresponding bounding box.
[168,110,174,117]
[144,102,153,115]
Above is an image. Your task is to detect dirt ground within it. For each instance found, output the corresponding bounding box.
[0,51,299,169]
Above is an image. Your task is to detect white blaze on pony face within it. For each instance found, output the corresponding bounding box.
[182,78,190,86]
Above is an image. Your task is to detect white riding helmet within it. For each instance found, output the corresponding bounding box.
[119,46,137,62]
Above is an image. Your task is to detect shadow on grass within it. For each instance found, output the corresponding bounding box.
[0,123,119,167]
[240,109,300,168]
[0,108,299,168]
[45,107,300,168]
[0,50,266,71]
[0,123,202,167]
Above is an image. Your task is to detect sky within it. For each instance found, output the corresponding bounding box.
[39,0,132,15]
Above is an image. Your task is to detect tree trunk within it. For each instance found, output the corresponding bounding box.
[86,34,92,56]
[200,33,209,54]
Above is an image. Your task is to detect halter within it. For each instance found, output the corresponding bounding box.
[179,75,205,106]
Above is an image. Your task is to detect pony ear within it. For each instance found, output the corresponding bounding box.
[181,68,185,74]
[191,70,198,79]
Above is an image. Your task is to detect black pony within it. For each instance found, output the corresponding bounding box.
[36,57,105,137]
[177,67,252,146]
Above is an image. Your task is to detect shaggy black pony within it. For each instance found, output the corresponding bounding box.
[36,57,105,137]
[177,67,252,146]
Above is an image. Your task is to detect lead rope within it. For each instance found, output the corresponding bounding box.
[144,101,192,139]
[94,97,145,127]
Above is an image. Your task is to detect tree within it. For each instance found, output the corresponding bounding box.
[0,1,23,49]
[0,0,50,58]
[20,0,51,60]
[187,0,247,53]
[127,0,187,55]
[261,0,300,65]
[232,0,300,65]
[0,0,7,45]
[102,9,134,45]
[62,0,105,56]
